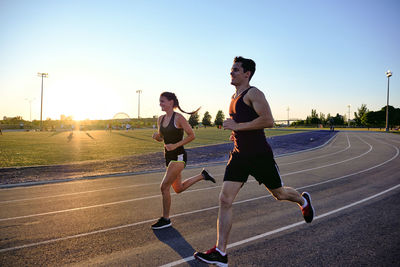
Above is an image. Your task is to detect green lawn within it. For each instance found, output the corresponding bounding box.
[0,128,304,167]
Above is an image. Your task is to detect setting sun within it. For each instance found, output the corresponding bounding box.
[44,77,126,121]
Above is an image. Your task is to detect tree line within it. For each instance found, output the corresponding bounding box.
[2,105,399,131]
[292,104,400,129]
[188,110,225,128]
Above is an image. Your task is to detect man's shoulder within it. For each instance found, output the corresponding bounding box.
[248,86,262,94]
[247,86,266,99]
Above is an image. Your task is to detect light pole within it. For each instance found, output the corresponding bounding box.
[37,72,48,130]
[136,90,142,119]
[347,104,351,127]
[385,70,392,132]
[287,106,290,126]
[25,98,35,121]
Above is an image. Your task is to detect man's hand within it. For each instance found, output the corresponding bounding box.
[164,143,177,151]
[223,118,238,131]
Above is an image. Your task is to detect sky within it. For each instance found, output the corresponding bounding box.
[1,0,399,122]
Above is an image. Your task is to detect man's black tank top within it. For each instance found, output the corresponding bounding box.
[229,87,272,156]
[160,112,185,154]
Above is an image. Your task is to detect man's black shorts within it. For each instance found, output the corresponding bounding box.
[223,152,282,189]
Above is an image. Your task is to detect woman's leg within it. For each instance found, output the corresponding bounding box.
[160,162,185,218]
[171,168,205,194]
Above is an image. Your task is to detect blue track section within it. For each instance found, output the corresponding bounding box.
[186,130,337,164]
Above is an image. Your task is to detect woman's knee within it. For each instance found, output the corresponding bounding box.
[172,184,183,194]
[160,182,171,194]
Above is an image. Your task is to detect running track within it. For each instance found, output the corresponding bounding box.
[0,132,399,266]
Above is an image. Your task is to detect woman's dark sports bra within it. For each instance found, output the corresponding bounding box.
[160,112,185,153]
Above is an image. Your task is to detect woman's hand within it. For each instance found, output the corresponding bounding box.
[152,132,163,142]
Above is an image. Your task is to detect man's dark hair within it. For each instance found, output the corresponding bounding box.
[234,56,256,81]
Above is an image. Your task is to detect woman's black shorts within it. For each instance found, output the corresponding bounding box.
[223,152,283,189]
[165,149,187,167]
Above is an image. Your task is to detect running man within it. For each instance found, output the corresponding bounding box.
[194,57,314,266]
[151,92,216,230]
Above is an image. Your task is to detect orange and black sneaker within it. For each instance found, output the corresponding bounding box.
[301,192,314,223]
[194,246,228,267]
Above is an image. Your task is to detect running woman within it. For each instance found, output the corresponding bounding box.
[194,57,314,266]
[151,92,216,230]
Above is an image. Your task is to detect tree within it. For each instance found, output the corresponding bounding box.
[354,104,368,126]
[202,111,212,127]
[319,112,326,124]
[188,113,199,128]
[214,110,225,127]
[332,113,344,126]
[305,109,321,125]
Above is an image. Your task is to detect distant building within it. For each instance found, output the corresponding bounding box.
[3,116,23,121]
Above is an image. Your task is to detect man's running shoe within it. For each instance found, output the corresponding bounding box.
[194,246,228,267]
[151,217,171,230]
[202,169,216,183]
[301,192,314,223]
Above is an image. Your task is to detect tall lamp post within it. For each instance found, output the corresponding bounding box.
[385,70,392,132]
[136,90,142,119]
[347,104,351,127]
[37,72,48,130]
[286,106,290,126]
[25,98,35,121]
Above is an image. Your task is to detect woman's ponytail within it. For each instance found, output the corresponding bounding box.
[160,92,200,115]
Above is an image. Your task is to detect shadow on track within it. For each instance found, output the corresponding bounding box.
[153,227,206,266]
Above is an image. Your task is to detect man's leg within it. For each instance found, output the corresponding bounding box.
[194,181,242,266]
[269,186,314,223]
[216,181,243,252]
[268,186,304,206]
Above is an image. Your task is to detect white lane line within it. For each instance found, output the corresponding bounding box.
[160,184,400,267]
[0,136,377,220]
[0,133,349,204]
[0,181,161,204]
[0,185,222,222]
[0,140,397,253]
[283,136,372,176]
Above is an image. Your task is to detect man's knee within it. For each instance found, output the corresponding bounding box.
[219,192,234,208]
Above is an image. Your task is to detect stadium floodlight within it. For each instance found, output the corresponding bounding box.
[347,105,351,127]
[25,98,35,121]
[37,72,48,130]
[385,70,392,132]
[286,106,290,126]
[136,90,142,119]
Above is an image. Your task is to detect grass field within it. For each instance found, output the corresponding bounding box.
[0,128,304,168]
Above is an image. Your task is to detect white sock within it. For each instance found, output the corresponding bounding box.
[216,247,226,256]
[301,196,308,208]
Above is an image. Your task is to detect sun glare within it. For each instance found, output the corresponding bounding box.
[46,78,123,121]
